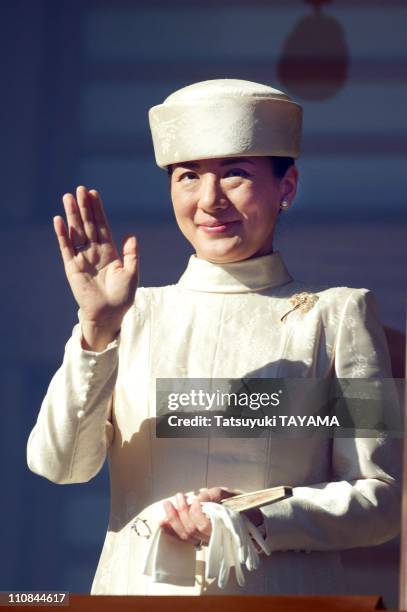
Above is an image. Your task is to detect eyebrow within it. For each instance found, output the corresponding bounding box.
[172,157,256,170]
[220,157,256,167]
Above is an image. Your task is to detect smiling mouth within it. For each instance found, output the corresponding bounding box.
[198,220,241,234]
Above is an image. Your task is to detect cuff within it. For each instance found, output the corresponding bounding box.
[63,323,120,416]
[73,321,121,355]
[260,494,312,554]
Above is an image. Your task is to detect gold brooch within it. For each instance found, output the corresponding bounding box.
[280,292,319,323]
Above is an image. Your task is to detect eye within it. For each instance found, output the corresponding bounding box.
[178,171,198,182]
[224,168,250,178]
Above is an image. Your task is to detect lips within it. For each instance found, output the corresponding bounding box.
[198,220,240,234]
[198,220,240,227]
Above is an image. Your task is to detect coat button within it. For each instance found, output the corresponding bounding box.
[77,410,85,419]
[89,359,97,366]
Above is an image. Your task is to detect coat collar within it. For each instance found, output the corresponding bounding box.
[177,251,293,293]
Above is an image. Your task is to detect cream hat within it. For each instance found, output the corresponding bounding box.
[148,79,302,169]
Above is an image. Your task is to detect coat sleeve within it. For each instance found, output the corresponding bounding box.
[260,289,402,551]
[26,315,120,485]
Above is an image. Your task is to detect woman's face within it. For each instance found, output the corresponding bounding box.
[170,156,298,263]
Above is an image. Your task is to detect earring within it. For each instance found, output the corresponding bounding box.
[280,200,290,210]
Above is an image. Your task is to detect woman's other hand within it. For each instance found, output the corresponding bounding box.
[160,487,265,546]
[159,487,237,546]
[53,186,138,351]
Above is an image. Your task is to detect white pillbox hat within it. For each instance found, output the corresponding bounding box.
[148,79,302,169]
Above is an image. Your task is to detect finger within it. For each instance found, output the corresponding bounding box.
[62,192,87,248]
[189,498,212,539]
[160,522,203,545]
[160,522,177,538]
[175,493,202,540]
[160,521,204,548]
[197,488,210,502]
[163,500,189,541]
[76,185,98,243]
[88,189,113,244]
[53,215,75,266]
[197,487,223,503]
[122,234,138,276]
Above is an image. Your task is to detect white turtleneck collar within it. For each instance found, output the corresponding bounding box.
[177,251,293,293]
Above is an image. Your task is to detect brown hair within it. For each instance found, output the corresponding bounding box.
[268,156,295,179]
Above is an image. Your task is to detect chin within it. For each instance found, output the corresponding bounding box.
[196,242,253,264]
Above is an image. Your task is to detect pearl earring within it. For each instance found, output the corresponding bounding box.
[280,200,290,210]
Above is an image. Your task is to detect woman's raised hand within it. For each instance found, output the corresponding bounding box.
[53,186,138,351]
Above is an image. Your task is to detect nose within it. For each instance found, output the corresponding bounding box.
[197,174,228,212]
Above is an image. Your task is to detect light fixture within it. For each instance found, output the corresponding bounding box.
[277,0,349,101]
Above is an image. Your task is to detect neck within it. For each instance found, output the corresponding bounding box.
[178,251,293,293]
[195,246,275,265]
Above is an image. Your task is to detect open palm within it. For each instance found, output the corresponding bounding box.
[53,186,138,328]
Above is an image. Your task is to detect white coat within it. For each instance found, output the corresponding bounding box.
[26,251,401,595]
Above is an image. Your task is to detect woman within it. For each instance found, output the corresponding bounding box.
[26,79,401,595]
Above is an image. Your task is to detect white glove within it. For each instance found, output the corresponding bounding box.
[201,501,271,589]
